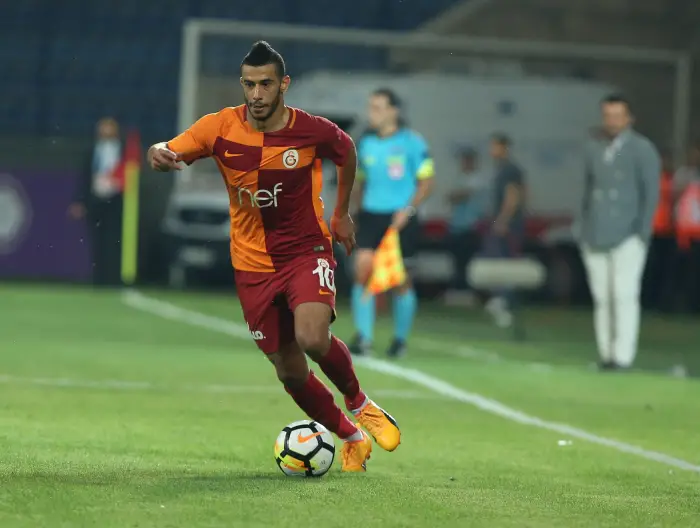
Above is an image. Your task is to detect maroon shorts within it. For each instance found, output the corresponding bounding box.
[235,254,337,354]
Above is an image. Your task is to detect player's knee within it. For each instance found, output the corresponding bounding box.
[277,358,309,389]
[295,325,331,357]
[357,270,372,285]
[279,372,306,391]
[270,352,308,389]
[354,251,374,284]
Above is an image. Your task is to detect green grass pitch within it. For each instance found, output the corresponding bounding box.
[1,284,699,527]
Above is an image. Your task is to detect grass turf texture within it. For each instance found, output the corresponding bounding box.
[1,284,699,527]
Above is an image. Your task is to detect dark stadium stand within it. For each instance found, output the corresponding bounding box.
[0,0,460,140]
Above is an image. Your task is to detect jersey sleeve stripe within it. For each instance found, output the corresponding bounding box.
[312,159,332,243]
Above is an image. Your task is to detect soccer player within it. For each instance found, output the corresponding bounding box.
[349,89,435,358]
[147,41,400,472]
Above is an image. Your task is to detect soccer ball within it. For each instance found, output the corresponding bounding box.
[274,420,335,477]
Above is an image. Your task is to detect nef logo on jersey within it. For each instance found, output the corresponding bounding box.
[233,182,282,209]
[282,149,299,169]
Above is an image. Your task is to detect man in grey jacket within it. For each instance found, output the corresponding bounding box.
[579,94,660,371]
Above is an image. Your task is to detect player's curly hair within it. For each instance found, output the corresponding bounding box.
[241,40,286,80]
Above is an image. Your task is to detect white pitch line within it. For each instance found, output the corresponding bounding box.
[413,337,501,362]
[414,337,555,373]
[0,374,434,401]
[121,290,700,473]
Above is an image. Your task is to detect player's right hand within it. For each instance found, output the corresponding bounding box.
[148,145,183,172]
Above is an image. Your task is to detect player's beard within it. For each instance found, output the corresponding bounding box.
[247,89,282,122]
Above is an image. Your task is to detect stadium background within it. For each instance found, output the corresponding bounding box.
[0,0,699,313]
[2,0,699,303]
[2,2,700,526]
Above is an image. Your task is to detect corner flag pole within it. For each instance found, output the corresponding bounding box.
[120,129,142,286]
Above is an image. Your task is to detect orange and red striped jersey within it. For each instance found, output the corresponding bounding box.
[167,106,352,272]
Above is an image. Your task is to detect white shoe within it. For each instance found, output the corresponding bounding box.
[494,310,513,329]
[485,296,506,315]
[485,297,513,328]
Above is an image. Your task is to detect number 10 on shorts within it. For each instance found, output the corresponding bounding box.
[313,258,336,293]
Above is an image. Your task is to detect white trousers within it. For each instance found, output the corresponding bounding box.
[581,236,648,367]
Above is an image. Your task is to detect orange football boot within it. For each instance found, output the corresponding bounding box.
[356,400,401,452]
[340,430,372,472]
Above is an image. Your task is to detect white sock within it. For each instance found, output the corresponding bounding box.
[350,397,370,416]
[344,428,364,443]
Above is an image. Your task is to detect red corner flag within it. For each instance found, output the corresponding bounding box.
[113,129,140,191]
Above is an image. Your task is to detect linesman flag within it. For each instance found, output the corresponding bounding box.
[116,129,142,286]
[364,227,407,298]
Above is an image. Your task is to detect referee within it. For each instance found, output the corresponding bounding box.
[349,88,435,358]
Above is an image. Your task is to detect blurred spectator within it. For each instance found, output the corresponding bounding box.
[578,94,660,371]
[483,133,526,328]
[672,143,700,197]
[642,150,676,312]
[68,117,124,287]
[444,147,489,303]
[674,144,700,313]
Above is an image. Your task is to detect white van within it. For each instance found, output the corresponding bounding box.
[161,73,613,286]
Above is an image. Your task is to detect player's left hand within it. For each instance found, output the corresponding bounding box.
[391,209,411,231]
[331,212,356,256]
